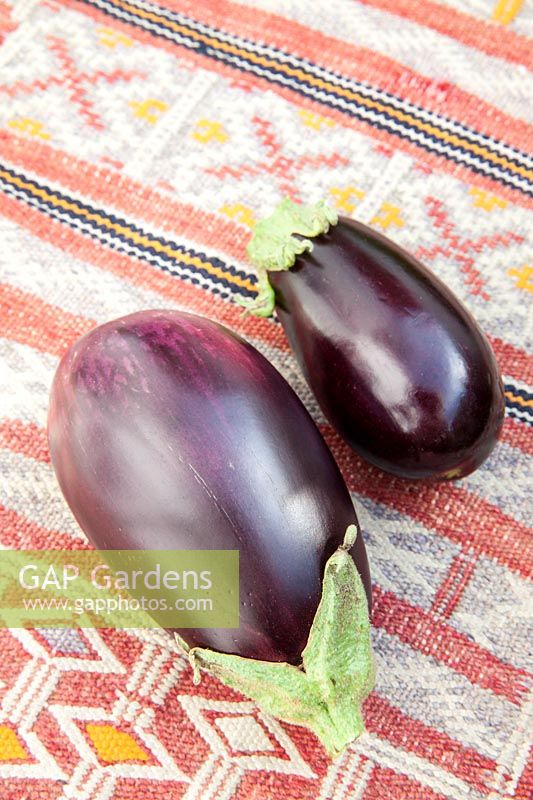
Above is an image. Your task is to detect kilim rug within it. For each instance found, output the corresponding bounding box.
[0,0,532,797]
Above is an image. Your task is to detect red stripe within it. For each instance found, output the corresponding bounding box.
[148,0,533,154]
[4,83,528,220]
[0,131,250,266]
[325,429,533,580]
[488,335,533,384]
[0,420,50,463]
[0,283,95,357]
[62,0,533,202]
[432,549,471,614]
[438,554,478,619]
[499,417,533,456]
[363,764,448,800]
[0,191,289,352]
[0,3,17,45]
[364,694,496,791]
[0,505,90,550]
[207,74,533,208]
[356,0,532,69]
[372,585,529,706]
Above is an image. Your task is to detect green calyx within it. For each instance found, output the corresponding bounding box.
[240,198,338,317]
[175,525,375,759]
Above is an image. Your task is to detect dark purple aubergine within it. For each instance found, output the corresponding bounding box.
[246,199,505,480]
[48,310,371,665]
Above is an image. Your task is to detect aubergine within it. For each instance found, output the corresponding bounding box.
[48,309,374,756]
[245,199,505,480]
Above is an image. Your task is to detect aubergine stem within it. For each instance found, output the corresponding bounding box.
[237,198,338,317]
[175,525,375,759]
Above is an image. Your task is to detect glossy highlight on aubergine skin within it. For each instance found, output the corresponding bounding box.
[48,310,371,664]
[269,217,505,480]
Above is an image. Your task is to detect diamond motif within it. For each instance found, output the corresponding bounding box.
[37,628,88,655]
[85,724,150,764]
[12,628,128,672]
[0,726,29,761]
[178,696,316,778]
[214,715,275,755]
[49,696,190,784]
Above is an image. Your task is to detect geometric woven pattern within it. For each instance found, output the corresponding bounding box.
[0,0,531,798]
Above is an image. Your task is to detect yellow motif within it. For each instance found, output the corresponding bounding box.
[105,0,532,182]
[97,26,133,48]
[492,0,524,25]
[371,203,404,230]
[86,724,149,763]
[0,726,28,761]
[329,186,365,214]
[469,187,507,211]
[7,118,50,140]
[129,99,169,124]
[192,119,229,144]
[220,203,256,227]
[298,110,336,131]
[508,265,533,293]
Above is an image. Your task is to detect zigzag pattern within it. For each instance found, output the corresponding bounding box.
[74,0,533,196]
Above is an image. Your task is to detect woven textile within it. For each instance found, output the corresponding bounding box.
[0,0,532,797]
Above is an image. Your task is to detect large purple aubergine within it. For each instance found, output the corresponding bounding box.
[246,199,505,480]
[48,310,374,756]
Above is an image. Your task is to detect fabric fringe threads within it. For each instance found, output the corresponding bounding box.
[0,0,531,798]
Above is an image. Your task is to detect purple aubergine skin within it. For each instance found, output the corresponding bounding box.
[48,310,371,664]
[269,218,505,480]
